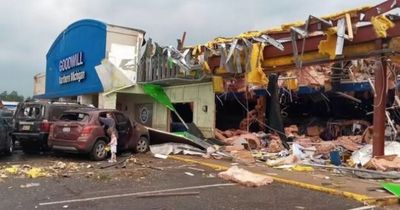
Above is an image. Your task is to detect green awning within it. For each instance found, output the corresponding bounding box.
[382,182,400,197]
[142,84,175,111]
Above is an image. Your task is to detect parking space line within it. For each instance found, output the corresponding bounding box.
[39,183,236,206]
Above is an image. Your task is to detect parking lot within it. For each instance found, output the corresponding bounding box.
[0,150,365,210]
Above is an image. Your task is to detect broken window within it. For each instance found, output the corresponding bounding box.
[16,104,44,119]
[60,112,90,122]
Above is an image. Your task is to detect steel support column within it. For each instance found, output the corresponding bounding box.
[372,58,388,156]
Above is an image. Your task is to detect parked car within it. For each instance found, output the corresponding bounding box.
[12,101,88,153]
[1,101,19,112]
[0,109,14,155]
[48,109,150,160]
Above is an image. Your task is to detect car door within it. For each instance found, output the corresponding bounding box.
[114,112,132,149]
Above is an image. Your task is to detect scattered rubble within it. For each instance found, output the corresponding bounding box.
[147,116,400,183]
[231,150,256,165]
[20,183,40,188]
[150,143,206,156]
[0,161,102,179]
[365,155,400,171]
[184,172,195,176]
[351,141,400,166]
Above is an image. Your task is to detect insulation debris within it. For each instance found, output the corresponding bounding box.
[318,28,338,59]
[265,134,285,153]
[247,43,267,86]
[365,155,400,171]
[218,166,273,187]
[231,150,256,165]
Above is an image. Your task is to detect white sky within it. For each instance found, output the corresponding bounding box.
[0,0,383,96]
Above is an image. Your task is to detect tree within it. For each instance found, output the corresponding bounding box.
[0,91,7,99]
[0,90,24,102]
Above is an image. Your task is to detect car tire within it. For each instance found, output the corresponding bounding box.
[90,139,107,161]
[4,136,13,156]
[134,136,149,153]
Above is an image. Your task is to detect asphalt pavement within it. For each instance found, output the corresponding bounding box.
[0,151,365,210]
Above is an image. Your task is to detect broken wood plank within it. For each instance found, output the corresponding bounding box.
[133,161,164,171]
[99,156,131,169]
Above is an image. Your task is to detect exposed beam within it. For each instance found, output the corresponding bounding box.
[206,18,400,72]
[372,56,388,156]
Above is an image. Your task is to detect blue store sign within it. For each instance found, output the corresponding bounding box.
[58,51,86,85]
[44,19,106,98]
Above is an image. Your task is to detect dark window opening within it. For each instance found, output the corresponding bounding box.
[170,102,193,132]
[215,94,257,131]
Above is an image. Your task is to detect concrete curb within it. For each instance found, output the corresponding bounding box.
[170,156,399,206]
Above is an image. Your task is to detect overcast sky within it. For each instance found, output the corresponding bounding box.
[0,0,383,97]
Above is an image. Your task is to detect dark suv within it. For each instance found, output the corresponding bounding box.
[48,109,150,160]
[0,109,14,155]
[12,101,88,153]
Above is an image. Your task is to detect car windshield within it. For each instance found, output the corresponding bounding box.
[60,112,90,122]
[16,104,44,119]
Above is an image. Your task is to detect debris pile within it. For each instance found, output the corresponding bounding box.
[149,118,400,180]
[1,164,50,179]
[0,161,95,179]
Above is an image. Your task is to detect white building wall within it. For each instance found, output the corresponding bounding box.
[105,25,144,83]
[152,83,215,138]
[98,93,117,109]
[116,93,153,123]
[33,73,46,96]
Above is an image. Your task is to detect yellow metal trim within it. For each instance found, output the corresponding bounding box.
[170,156,229,171]
[263,42,377,69]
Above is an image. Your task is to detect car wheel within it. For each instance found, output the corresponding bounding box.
[90,140,107,161]
[135,136,149,153]
[4,137,13,156]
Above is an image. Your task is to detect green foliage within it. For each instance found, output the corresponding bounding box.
[0,91,25,102]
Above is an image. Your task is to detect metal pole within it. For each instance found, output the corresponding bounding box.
[372,58,387,156]
[173,110,189,130]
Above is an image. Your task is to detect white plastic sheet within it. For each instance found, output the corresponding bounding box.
[351,141,400,166]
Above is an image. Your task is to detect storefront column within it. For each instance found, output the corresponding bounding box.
[78,95,93,106]
[98,93,116,109]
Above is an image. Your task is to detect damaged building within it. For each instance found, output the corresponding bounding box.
[33,1,400,168]
[136,0,400,164]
